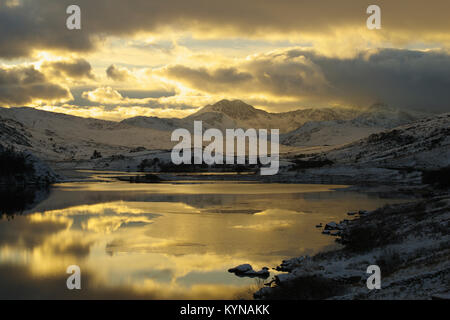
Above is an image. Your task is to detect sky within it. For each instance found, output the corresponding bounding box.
[0,0,449,120]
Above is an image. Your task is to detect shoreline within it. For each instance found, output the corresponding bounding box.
[1,167,447,299]
[253,191,450,300]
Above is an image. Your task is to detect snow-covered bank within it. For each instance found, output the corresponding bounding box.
[0,146,59,185]
[254,193,450,300]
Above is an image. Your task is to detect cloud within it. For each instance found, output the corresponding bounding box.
[81,86,199,110]
[1,0,450,58]
[2,1,449,117]
[81,86,123,104]
[0,1,93,58]
[106,64,133,81]
[164,66,252,92]
[41,58,94,80]
[4,47,449,115]
[160,48,450,112]
[0,64,72,106]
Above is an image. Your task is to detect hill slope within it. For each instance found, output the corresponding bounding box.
[281,104,424,147]
[0,100,434,167]
[0,107,172,161]
[326,113,450,169]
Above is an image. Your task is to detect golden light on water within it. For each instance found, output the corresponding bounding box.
[0,181,408,299]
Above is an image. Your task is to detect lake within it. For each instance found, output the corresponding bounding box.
[0,172,408,299]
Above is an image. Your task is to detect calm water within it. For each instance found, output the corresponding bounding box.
[0,173,407,299]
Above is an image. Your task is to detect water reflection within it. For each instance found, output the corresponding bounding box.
[0,179,407,299]
[0,186,50,220]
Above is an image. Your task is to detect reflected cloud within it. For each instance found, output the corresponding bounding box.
[0,181,408,299]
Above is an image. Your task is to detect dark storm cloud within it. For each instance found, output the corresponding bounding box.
[42,58,94,80]
[0,65,71,105]
[306,49,450,112]
[163,49,450,112]
[0,0,93,58]
[1,0,450,58]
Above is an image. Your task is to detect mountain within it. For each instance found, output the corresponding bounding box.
[0,100,429,166]
[118,99,360,136]
[121,99,357,134]
[0,107,172,162]
[189,99,263,121]
[352,103,422,128]
[185,99,357,133]
[281,103,424,147]
[277,113,450,185]
[325,112,450,169]
[120,116,187,131]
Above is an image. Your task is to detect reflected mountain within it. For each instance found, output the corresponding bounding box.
[0,179,410,299]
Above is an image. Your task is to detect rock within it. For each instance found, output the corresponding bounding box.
[228,264,270,279]
[251,267,270,278]
[275,273,296,285]
[315,223,323,228]
[325,222,339,230]
[276,256,308,272]
[358,210,369,215]
[322,230,331,235]
[348,211,357,216]
[228,264,252,274]
[254,287,272,299]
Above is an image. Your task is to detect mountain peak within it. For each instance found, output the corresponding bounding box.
[209,99,256,111]
[213,99,252,107]
[191,99,261,120]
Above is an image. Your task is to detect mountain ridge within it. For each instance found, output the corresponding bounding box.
[122,99,359,133]
[0,99,434,163]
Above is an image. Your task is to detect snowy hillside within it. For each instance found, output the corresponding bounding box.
[0,101,440,173]
[123,99,360,134]
[120,116,187,131]
[0,107,173,161]
[325,113,450,169]
[281,103,424,147]
[271,113,449,185]
[281,120,385,147]
[0,100,361,162]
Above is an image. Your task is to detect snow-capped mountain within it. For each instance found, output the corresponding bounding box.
[353,103,422,128]
[0,107,172,161]
[325,113,450,169]
[189,99,263,121]
[281,120,384,147]
[281,103,425,147]
[121,99,358,134]
[276,113,449,185]
[0,100,433,165]
[185,99,357,133]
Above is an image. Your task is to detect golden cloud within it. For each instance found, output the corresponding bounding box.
[1,0,450,58]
